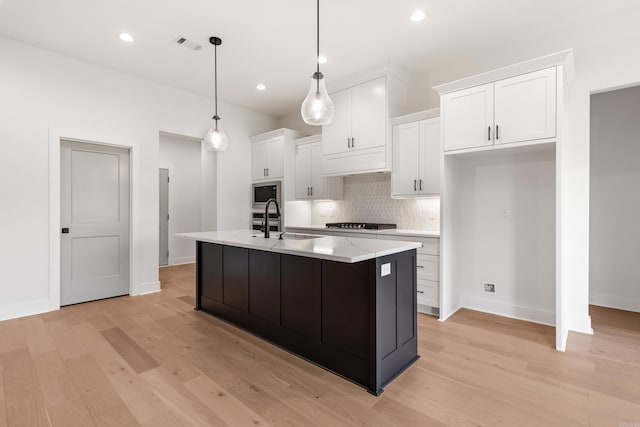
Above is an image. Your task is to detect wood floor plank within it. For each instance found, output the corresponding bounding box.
[0,362,7,427]
[140,367,227,427]
[45,319,87,361]
[0,347,50,427]
[184,374,272,427]
[24,316,57,356]
[0,318,26,354]
[100,327,160,374]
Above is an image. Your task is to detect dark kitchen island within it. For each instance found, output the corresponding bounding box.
[178,230,421,395]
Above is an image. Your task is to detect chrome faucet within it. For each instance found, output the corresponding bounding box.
[264,198,281,238]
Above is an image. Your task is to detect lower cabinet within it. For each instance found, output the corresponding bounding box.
[196,242,418,395]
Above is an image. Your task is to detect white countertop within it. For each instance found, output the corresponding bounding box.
[177,230,422,263]
[285,225,440,239]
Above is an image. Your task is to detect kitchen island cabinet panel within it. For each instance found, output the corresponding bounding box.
[249,250,280,324]
[281,255,322,340]
[199,242,223,304]
[321,260,371,360]
[222,246,249,312]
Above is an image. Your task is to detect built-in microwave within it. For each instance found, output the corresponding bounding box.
[252,181,281,209]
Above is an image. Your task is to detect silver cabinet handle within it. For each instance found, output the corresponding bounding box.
[347,137,351,148]
[352,137,355,147]
[310,187,313,196]
[417,290,424,294]
[417,265,424,269]
[266,168,269,176]
[496,125,499,140]
[307,187,310,196]
[419,179,423,191]
[414,180,417,191]
[488,126,491,141]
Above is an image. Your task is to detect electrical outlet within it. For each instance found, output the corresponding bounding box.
[483,282,496,293]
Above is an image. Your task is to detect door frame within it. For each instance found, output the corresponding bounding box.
[49,128,134,311]
[158,167,171,267]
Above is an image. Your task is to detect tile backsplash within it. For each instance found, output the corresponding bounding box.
[311,173,440,231]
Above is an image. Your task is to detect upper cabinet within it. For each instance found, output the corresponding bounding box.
[442,67,557,152]
[251,136,284,180]
[323,77,386,156]
[294,135,343,200]
[250,128,307,204]
[391,110,441,198]
[322,65,408,176]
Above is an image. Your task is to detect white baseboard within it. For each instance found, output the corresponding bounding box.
[461,295,555,326]
[170,256,196,266]
[590,292,640,314]
[0,299,52,322]
[134,281,161,296]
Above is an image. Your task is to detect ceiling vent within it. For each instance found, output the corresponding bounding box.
[174,36,203,51]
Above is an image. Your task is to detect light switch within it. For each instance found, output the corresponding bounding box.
[381,263,391,277]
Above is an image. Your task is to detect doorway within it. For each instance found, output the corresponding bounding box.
[589,85,640,326]
[159,168,169,266]
[60,140,130,306]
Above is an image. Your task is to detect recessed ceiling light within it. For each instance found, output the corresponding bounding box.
[410,10,426,22]
[317,55,327,64]
[256,84,266,91]
[119,33,135,43]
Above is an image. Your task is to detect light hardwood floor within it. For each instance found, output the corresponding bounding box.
[0,263,638,426]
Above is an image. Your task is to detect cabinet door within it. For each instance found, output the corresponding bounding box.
[322,88,351,155]
[494,67,556,145]
[266,137,284,178]
[442,83,494,152]
[310,141,327,198]
[251,140,270,180]
[294,143,312,199]
[418,118,441,195]
[391,122,420,197]
[351,77,387,151]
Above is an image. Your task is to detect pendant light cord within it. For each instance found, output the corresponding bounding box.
[214,42,219,130]
[316,0,320,93]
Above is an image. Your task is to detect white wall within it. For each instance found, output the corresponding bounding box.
[159,134,202,265]
[449,148,556,325]
[0,36,278,320]
[589,86,640,312]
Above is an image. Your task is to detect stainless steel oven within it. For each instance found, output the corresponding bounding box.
[252,181,281,209]
[251,211,281,233]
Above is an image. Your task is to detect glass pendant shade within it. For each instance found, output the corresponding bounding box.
[301,75,334,126]
[203,122,229,152]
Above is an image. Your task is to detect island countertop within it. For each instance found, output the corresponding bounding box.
[177,230,421,263]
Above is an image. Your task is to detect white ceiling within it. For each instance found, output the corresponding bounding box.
[0,0,638,118]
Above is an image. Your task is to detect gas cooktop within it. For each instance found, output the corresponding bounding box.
[325,222,397,230]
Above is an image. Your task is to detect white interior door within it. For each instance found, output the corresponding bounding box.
[159,168,169,266]
[61,140,130,306]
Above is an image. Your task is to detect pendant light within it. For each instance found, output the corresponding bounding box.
[300,0,334,126]
[203,36,229,152]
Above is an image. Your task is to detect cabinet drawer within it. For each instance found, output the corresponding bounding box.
[377,235,440,255]
[416,254,439,281]
[417,279,439,307]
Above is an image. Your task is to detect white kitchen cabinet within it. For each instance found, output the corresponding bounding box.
[323,77,386,156]
[494,67,557,145]
[442,68,557,152]
[391,114,441,197]
[251,136,284,181]
[294,135,343,200]
[322,64,408,176]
